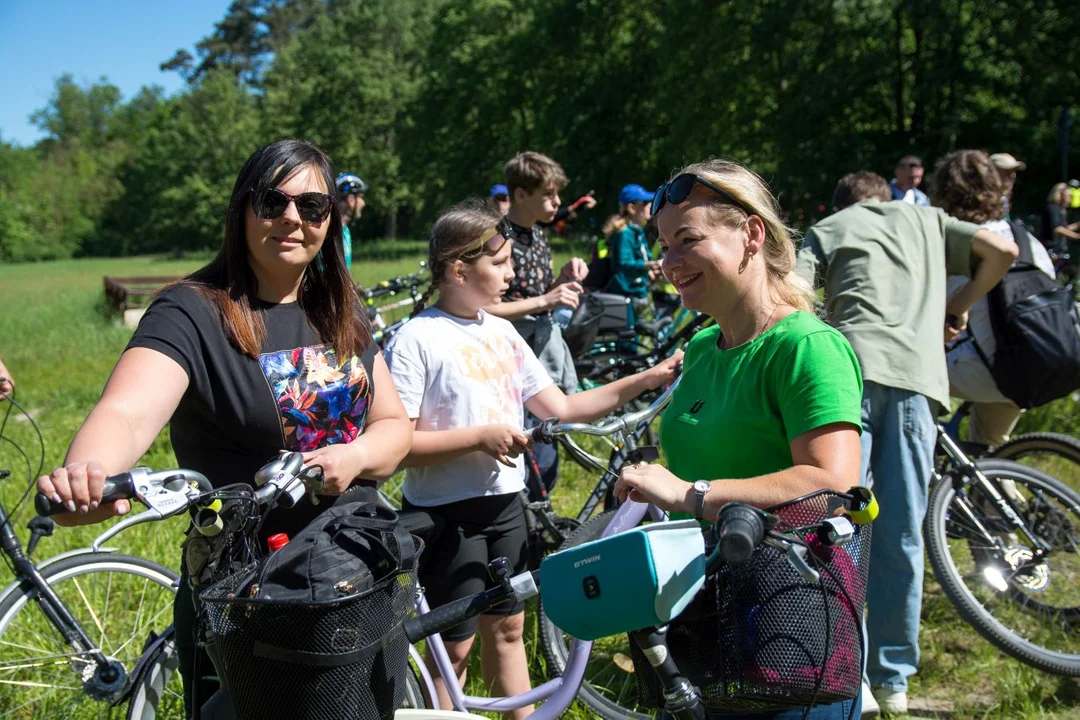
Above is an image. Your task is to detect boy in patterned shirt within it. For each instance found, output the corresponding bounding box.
[485,151,589,489]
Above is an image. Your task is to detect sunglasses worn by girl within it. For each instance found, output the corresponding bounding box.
[651,173,751,217]
[254,188,335,223]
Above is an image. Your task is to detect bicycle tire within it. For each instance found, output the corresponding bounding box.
[0,553,179,719]
[992,432,1080,495]
[924,459,1080,676]
[537,511,652,720]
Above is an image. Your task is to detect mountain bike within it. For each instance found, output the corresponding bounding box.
[924,422,1080,676]
[942,400,1080,495]
[361,262,428,341]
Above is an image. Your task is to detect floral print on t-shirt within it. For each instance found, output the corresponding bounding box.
[259,345,371,451]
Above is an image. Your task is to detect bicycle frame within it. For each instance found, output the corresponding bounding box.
[935,426,1053,558]
[409,379,681,716]
[412,496,666,717]
[0,500,116,672]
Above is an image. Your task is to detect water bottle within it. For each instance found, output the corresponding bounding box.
[552,304,574,329]
[267,533,290,552]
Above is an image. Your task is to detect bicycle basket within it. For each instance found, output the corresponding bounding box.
[630,489,872,713]
[199,514,419,720]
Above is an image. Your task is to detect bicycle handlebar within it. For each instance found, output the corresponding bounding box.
[34,452,319,551]
[35,473,139,517]
[531,375,682,444]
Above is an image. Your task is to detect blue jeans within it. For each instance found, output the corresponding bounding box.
[859,381,937,692]
[659,696,860,719]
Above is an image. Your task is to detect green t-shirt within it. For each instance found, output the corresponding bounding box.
[796,200,979,408]
[659,311,863,488]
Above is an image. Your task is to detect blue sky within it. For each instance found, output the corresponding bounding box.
[0,0,231,147]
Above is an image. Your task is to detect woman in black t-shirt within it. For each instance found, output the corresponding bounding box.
[36,139,413,715]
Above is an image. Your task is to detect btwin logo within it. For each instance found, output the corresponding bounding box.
[574,554,602,569]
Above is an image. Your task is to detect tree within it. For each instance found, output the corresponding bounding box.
[96,70,260,255]
[262,0,438,238]
[161,0,326,86]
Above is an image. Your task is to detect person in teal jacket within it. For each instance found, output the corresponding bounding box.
[603,184,659,326]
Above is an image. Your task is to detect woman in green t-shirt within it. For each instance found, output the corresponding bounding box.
[613,159,865,720]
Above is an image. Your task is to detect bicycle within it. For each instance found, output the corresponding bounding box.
[361,262,428,341]
[0,390,180,720]
[30,450,441,719]
[529,378,874,719]
[924,419,1080,676]
[941,400,1080,495]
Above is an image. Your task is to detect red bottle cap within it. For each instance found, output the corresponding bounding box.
[267,533,290,552]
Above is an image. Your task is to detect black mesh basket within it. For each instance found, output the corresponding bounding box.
[199,545,417,720]
[631,489,872,713]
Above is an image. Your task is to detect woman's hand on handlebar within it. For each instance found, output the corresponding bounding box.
[301,444,369,495]
[615,462,692,513]
[36,461,132,523]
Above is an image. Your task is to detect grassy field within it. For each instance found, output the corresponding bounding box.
[1,249,1079,718]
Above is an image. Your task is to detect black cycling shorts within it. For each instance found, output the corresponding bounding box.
[402,491,528,642]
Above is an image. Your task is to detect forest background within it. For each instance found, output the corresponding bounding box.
[1,0,1078,262]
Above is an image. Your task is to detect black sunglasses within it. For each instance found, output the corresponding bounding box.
[254,188,334,223]
[651,173,751,217]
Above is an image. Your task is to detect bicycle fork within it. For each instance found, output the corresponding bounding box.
[937,429,1053,567]
[629,626,708,720]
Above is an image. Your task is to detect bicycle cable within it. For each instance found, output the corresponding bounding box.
[0,388,46,525]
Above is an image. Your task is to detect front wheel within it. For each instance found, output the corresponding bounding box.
[924,459,1080,676]
[0,553,179,719]
[537,511,653,720]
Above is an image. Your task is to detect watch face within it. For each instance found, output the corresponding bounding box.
[694,481,710,493]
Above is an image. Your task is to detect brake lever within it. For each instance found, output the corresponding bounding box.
[786,544,820,583]
[90,470,201,551]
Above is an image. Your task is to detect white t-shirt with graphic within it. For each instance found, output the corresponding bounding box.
[384,307,554,506]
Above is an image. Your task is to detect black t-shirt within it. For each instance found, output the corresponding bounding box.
[128,283,378,538]
[1042,203,1069,252]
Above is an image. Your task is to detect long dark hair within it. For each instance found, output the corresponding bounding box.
[187,139,370,359]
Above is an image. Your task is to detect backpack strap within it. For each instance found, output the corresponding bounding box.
[1007,220,1035,267]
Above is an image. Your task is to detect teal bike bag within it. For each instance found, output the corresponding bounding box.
[540,520,705,641]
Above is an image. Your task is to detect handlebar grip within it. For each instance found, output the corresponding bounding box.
[716,503,764,565]
[403,589,505,644]
[34,473,137,517]
[530,418,558,445]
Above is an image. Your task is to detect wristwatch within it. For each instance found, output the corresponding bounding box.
[692,480,711,521]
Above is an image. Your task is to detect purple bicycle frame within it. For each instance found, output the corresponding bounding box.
[413,497,665,717]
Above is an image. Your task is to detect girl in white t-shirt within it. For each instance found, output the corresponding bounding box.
[385,203,680,717]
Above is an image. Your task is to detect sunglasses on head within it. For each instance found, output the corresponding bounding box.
[460,227,509,259]
[651,173,751,217]
[254,188,334,223]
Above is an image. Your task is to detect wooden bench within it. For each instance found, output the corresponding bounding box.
[103,276,180,328]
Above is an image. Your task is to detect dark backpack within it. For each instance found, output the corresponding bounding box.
[251,498,417,602]
[583,236,612,291]
[977,221,1080,409]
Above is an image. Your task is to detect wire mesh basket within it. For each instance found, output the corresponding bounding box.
[199,538,417,720]
[631,489,872,713]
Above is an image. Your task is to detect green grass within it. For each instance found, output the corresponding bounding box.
[1,253,1079,718]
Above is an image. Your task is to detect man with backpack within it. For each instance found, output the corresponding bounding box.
[797,167,1017,716]
[940,152,1075,446]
